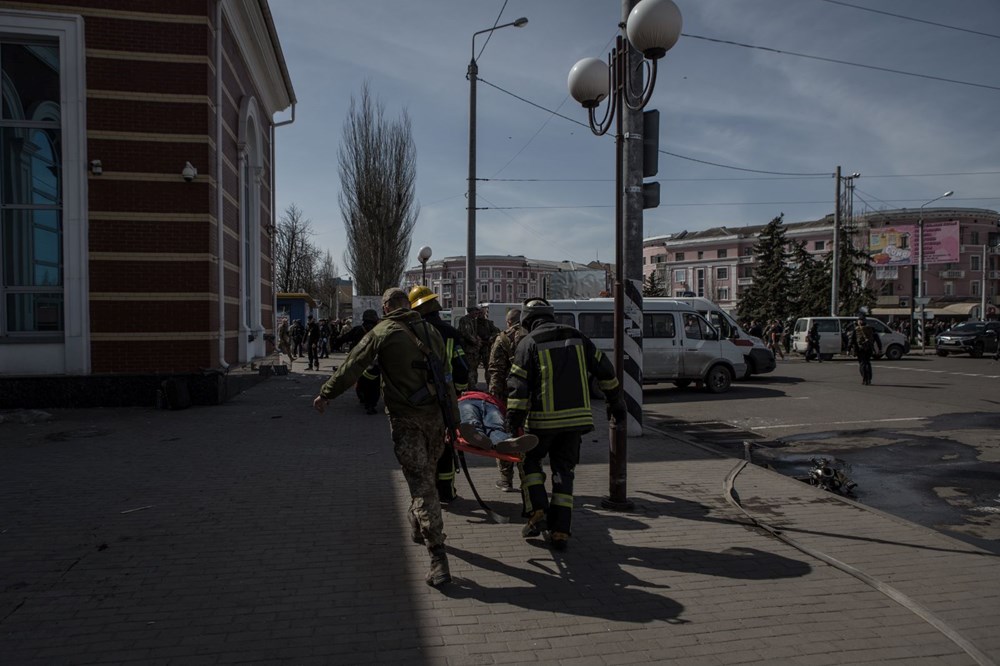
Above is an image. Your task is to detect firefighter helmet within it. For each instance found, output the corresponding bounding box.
[520,297,554,329]
[408,285,439,310]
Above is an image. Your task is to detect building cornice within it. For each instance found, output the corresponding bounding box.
[223,0,293,118]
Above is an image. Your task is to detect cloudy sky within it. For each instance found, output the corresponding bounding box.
[268,0,1000,271]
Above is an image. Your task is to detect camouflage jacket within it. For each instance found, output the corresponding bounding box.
[487,324,527,400]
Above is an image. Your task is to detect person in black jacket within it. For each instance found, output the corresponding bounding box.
[305,316,321,370]
[507,298,625,551]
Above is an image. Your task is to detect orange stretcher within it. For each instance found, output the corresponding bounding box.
[453,436,522,463]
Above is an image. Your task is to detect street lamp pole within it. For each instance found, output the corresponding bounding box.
[417,245,433,287]
[568,0,682,510]
[467,17,528,310]
[916,190,953,353]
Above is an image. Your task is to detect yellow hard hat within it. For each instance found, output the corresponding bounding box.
[408,285,438,309]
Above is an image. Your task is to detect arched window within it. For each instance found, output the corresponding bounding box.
[238,96,263,361]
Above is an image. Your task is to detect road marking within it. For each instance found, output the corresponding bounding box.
[750,416,926,430]
[876,365,1000,379]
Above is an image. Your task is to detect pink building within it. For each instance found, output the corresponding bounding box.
[402,255,606,311]
[644,207,1000,319]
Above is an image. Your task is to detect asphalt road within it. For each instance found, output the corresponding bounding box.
[642,351,1000,554]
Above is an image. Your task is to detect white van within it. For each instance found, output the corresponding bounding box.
[792,316,910,360]
[652,297,776,379]
[547,299,746,393]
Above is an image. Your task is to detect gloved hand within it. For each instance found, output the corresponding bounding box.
[507,409,527,433]
[607,395,627,425]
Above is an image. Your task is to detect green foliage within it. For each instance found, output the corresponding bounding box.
[830,223,876,316]
[789,241,829,317]
[736,215,794,324]
[643,271,665,297]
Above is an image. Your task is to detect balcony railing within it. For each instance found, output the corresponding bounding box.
[738,256,754,264]
[939,270,965,279]
[988,270,1000,279]
[737,277,754,286]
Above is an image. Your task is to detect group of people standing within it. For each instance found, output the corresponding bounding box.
[278,316,361,370]
[310,288,624,588]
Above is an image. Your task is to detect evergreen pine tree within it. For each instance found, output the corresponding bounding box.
[643,271,665,297]
[736,214,794,323]
[789,241,830,317]
[827,223,876,316]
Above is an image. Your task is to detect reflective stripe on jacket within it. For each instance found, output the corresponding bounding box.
[506,321,619,433]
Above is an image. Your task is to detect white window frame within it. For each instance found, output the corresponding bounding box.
[971,280,981,297]
[716,267,729,280]
[0,10,88,375]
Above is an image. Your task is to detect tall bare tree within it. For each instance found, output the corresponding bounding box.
[314,250,346,317]
[274,203,321,293]
[339,82,419,296]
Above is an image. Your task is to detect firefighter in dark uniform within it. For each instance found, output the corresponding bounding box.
[507,297,626,551]
[409,285,470,502]
[488,307,527,492]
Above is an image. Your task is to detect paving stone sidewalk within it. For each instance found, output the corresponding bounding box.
[1,368,997,665]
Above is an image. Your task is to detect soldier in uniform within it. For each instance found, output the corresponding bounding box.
[457,305,482,387]
[487,308,527,492]
[408,285,469,502]
[312,288,457,587]
[476,308,501,388]
[507,297,626,551]
[848,314,882,385]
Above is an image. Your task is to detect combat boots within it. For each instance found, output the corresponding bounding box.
[521,509,548,538]
[426,545,452,587]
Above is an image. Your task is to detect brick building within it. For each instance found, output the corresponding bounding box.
[0,1,295,406]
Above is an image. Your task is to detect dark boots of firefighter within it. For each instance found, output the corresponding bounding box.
[426,545,451,587]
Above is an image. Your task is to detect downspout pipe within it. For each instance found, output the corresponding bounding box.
[271,104,295,332]
[216,0,228,369]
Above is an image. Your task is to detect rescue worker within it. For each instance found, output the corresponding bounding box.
[408,285,470,503]
[457,305,483,387]
[507,297,626,551]
[849,314,882,385]
[487,308,527,492]
[312,288,457,587]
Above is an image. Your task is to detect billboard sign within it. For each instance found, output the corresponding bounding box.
[869,220,959,266]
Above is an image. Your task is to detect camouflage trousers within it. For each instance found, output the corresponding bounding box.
[389,413,447,548]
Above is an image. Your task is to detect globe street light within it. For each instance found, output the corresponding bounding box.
[567,0,682,510]
[916,190,953,353]
[467,17,528,309]
[417,245,433,287]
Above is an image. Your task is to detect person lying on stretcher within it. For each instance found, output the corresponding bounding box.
[456,390,537,456]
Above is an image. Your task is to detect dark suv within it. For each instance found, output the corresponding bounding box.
[935,321,1000,358]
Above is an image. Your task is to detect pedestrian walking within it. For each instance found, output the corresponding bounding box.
[312,288,458,587]
[849,314,882,385]
[290,319,304,358]
[507,297,626,551]
[278,319,295,365]
[305,315,321,370]
[805,321,822,362]
[487,308,527,492]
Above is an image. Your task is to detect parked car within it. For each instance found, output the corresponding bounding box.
[548,299,746,393]
[935,321,1000,358]
[792,316,910,361]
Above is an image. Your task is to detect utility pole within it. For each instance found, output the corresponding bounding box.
[621,0,644,439]
[830,166,841,316]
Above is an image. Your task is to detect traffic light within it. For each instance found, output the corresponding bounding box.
[643,109,659,178]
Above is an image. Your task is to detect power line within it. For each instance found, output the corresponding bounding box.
[490,32,619,179]
[817,0,1000,41]
[475,0,509,62]
[682,33,1000,93]
[479,196,1000,210]
[480,170,1000,183]
[477,77,832,176]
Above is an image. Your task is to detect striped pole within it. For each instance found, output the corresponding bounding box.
[623,278,644,436]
